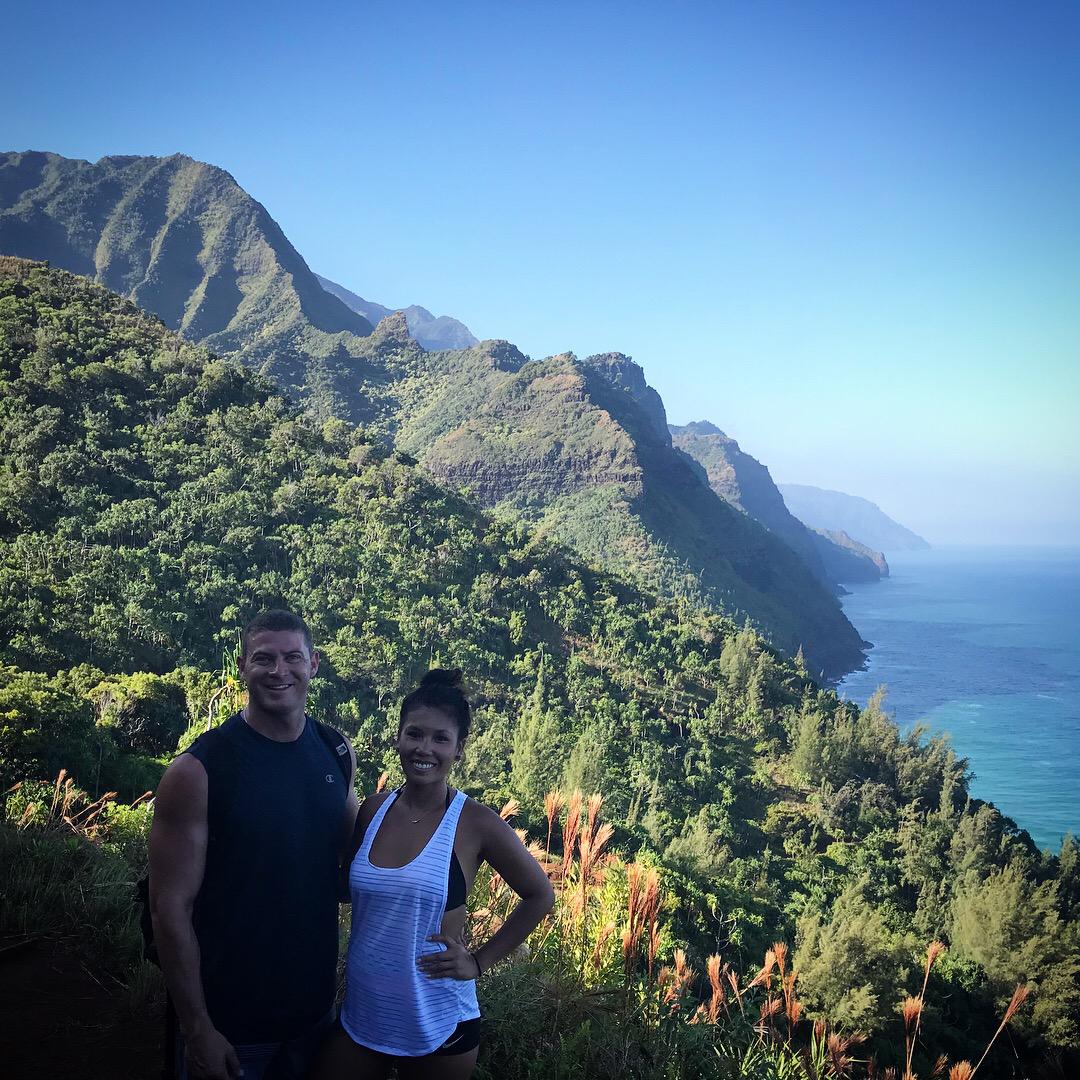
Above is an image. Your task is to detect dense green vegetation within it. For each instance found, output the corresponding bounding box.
[1,259,1078,1077]
[0,152,867,678]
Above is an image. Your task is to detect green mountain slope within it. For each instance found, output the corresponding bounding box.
[0,150,380,412]
[2,258,1078,1060]
[0,152,864,677]
[385,348,868,678]
[671,421,887,585]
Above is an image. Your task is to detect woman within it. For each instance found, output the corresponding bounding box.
[313,669,555,1079]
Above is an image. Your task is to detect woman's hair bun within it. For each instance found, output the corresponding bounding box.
[402,668,472,741]
[420,667,463,689]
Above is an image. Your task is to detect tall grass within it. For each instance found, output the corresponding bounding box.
[1,773,158,1004]
[469,790,1034,1080]
[2,778,1036,1078]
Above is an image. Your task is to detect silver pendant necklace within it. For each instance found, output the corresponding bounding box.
[400,785,451,824]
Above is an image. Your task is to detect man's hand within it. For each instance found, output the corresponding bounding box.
[185,1025,243,1079]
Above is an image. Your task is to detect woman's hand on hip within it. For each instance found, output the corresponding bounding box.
[418,933,481,980]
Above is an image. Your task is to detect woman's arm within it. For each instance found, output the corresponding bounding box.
[419,801,554,980]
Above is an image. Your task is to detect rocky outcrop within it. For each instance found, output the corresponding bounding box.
[413,359,868,678]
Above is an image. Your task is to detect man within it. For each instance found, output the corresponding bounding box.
[150,609,358,1080]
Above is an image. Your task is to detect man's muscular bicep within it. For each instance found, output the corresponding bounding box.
[149,755,209,916]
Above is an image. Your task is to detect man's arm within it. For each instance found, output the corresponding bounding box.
[343,739,360,844]
[149,755,240,1080]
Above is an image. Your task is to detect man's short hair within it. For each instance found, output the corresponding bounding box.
[241,609,314,656]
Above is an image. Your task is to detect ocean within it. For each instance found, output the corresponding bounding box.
[837,546,1080,853]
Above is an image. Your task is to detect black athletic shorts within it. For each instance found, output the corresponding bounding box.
[336,1015,482,1060]
[431,1017,482,1057]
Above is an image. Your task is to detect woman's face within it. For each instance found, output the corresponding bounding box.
[396,705,462,786]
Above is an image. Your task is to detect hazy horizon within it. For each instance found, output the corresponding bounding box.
[5,1,1079,546]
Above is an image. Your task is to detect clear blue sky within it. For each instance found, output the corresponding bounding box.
[6,1,1079,543]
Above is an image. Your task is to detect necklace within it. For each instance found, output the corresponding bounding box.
[399,786,452,824]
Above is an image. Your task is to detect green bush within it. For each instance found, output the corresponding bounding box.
[90,672,189,755]
[0,667,96,788]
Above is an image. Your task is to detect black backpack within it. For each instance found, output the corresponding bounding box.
[135,717,353,965]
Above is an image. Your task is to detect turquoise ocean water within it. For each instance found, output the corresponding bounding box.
[837,546,1080,853]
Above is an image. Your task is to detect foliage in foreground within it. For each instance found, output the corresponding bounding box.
[1,779,1054,1079]
[0,260,1078,1064]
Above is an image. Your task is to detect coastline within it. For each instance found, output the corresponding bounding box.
[836,545,1080,852]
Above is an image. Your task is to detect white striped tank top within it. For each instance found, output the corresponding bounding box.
[341,789,480,1056]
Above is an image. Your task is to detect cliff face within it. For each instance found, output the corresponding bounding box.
[779,484,930,551]
[405,356,868,678]
[811,529,889,581]
[671,423,886,588]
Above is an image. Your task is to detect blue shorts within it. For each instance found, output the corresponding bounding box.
[175,1011,335,1080]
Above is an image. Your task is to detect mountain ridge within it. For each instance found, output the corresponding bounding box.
[315,272,478,351]
[670,422,887,586]
[779,483,930,551]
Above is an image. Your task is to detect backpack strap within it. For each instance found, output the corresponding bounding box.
[314,720,353,786]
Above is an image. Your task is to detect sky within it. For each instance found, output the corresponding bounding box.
[5,0,1079,544]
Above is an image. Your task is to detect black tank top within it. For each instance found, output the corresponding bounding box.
[188,713,348,1043]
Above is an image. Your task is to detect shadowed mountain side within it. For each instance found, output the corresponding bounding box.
[407,356,868,678]
[316,273,478,351]
[670,422,886,587]
[779,483,930,552]
[0,150,380,413]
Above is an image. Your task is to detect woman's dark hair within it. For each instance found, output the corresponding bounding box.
[399,668,472,741]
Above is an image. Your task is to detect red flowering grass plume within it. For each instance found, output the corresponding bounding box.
[561,789,583,881]
[499,798,520,822]
[621,926,636,979]
[623,863,644,979]
[727,967,746,1015]
[931,1054,949,1078]
[901,994,924,1074]
[782,968,801,1038]
[771,941,788,980]
[658,949,696,1013]
[571,799,613,919]
[907,940,947,1074]
[750,948,778,989]
[757,994,783,1032]
[827,1030,865,1078]
[586,792,603,842]
[705,954,727,1023]
[627,866,661,981]
[375,772,388,793]
[543,789,564,854]
[948,1064,974,1080]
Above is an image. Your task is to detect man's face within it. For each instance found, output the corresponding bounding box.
[238,630,319,716]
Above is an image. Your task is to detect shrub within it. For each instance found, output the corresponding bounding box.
[90,672,189,755]
[0,667,96,788]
